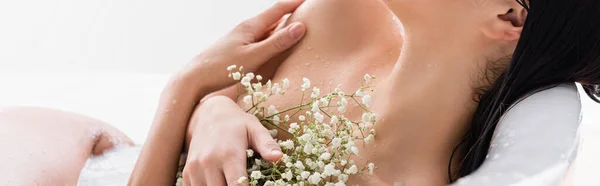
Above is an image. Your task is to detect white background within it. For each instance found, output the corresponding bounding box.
[0,0,598,185]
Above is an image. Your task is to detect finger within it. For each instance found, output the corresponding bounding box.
[204,168,227,186]
[250,22,306,61]
[223,156,249,186]
[240,0,305,38]
[247,120,284,162]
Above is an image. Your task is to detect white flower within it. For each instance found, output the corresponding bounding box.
[268,105,278,115]
[282,170,293,181]
[232,72,242,80]
[312,101,320,113]
[340,160,347,166]
[345,165,358,174]
[364,74,373,83]
[300,171,310,180]
[288,123,300,133]
[364,134,374,143]
[362,94,372,107]
[351,146,359,155]
[311,87,320,98]
[338,174,349,182]
[176,177,183,186]
[301,78,311,91]
[246,149,254,157]
[253,91,264,98]
[355,89,365,96]
[295,161,305,170]
[299,115,306,121]
[280,140,294,150]
[245,72,255,79]
[227,65,237,71]
[241,77,252,87]
[243,95,252,106]
[237,176,247,184]
[335,181,346,186]
[332,137,342,148]
[308,172,322,184]
[330,116,339,125]
[314,112,324,123]
[368,162,375,175]
[272,115,281,125]
[282,78,290,89]
[362,112,372,124]
[323,163,336,176]
[250,171,263,179]
[319,152,331,160]
[269,129,278,137]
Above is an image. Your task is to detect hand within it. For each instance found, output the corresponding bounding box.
[183,96,281,186]
[177,0,307,94]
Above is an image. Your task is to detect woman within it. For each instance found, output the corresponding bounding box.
[0,2,306,185]
[132,0,600,185]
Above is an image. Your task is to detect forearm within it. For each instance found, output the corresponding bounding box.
[129,76,205,185]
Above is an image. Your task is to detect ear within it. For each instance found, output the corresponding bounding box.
[482,2,527,41]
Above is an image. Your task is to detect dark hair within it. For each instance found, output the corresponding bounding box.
[449,0,600,181]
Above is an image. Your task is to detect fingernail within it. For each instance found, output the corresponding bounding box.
[271,149,283,156]
[289,23,306,40]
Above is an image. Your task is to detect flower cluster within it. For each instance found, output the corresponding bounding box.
[228,65,377,186]
[176,65,378,186]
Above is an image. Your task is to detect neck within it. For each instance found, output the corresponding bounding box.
[364,27,487,184]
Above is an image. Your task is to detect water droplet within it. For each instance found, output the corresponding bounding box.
[305,62,311,66]
[307,47,313,51]
[316,55,321,60]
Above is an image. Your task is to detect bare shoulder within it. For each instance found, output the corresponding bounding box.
[286,0,402,54]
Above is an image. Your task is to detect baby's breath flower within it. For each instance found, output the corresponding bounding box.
[273,115,281,125]
[237,176,247,184]
[368,162,375,175]
[227,65,237,71]
[270,129,278,137]
[319,152,331,160]
[268,105,278,115]
[295,161,305,170]
[308,172,322,184]
[335,181,347,186]
[246,149,254,157]
[362,112,372,124]
[330,116,339,125]
[241,77,252,87]
[351,146,359,155]
[364,134,374,143]
[282,78,290,89]
[288,123,300,133]
[355,89,366,97]
[246,72,255,79]
[299,115,306,121]
[280,140,294,150]
[311,101,320,113]
[175,177,183,186]
[300,171,310,180]
[232,72,242,80]
[332,138,342,148]
[364,74,373,83]
[243,95,252,106]
[301,78,311,91]
[323,163,336,176]
[362,94,372,107]
[314,112,324,123]
[283,170,293,181]
[345,165,358,174]
[311,87,320,98]
[251,171,263,180]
